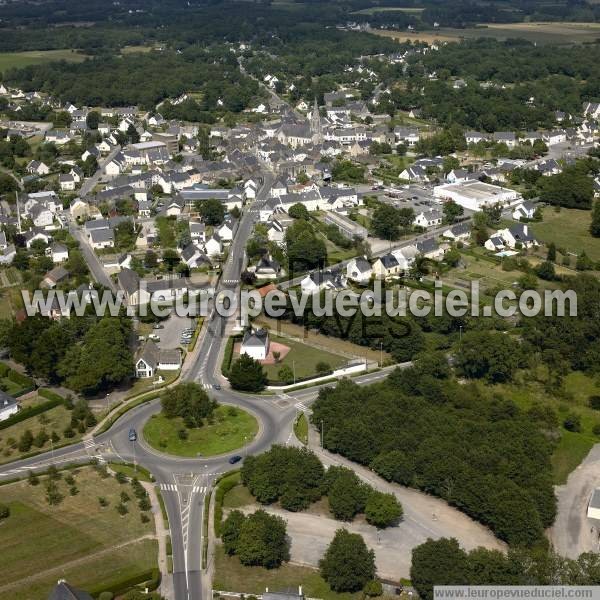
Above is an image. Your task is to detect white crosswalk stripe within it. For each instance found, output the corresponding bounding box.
[83,439,95,450]
[192,486,207,494]
[295,402,308,411]
[159,483,177,491]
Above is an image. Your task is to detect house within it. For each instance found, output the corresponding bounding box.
[51,243,69,263]
[59,173,76,191]
[416,238,446,260]
[24,229,51,249]
[442,222,471,241]
[204,234,222,257]
[240,328,270,361]
[543,130,566,146]
[393,127,420,146]
[399,165,428,182]
[465,131,488,145]
[190,221,206,243]
[0,231,7,250]
[89,228,114,249]
[29,203,54,228]
[414,209,442,229]
[346,256,372,284]
[492,132,517,148]
[135,340,182,378]
[181,244,210,269]
[47,579,94,600]
[26,160,50,176]
[0,243,16,266]
[69,198,90,220]
[484,224,538,251]
[217,220,234,242]
[137,199,152,217]
[118,268,189,306]
[392,245,419,271]
[42,266,69,288]
[512,201,536,221]
[372,253,401,279]
[446,169,470,184]
[165,197,184,217]
[254,255,281,279]
[300,270,347,294]
[323,211,367,239]
[0,390,19,421]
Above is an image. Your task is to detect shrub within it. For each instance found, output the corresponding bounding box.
[563,413,582,433]
[0,503,10,520]
[589,396,600,411]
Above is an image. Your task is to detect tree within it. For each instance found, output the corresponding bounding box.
[455,331,519,383]
[324,466,369,521]
[278,365,293,382]
[546,242,557,262]
[228,354,267,392]
[288,203,310,220]
[365,491,403,528]
[196,198,225,225]
[443,156,460,174]
[161,382,217,427]
[0,503,9,520]
[535,260,556,281]
[235,510,290,568]
[319,529,376,592]
[539,166,594,210]
[285,220,327,274]
[371,204,404,241]
[442,200,464,224]
[221,509,246,554]
[576,251,594,271]
[591,202,600,238]
[86,110,100,130]
[411,538,470,600]
[315,361,330,374]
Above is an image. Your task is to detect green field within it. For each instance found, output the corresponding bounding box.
[294,412,309,445]
[213,545,361,600]
[262,334,347,382]
[490,371,600,484]
[0,467,156,599]
[531,207,600,262]
[143,405,258,457]
[0,49,87,73]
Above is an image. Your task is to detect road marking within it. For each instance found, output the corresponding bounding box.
[160,483,177,491]
[192,486,207,493]
[294,401,309,411]
[83,439,95,450]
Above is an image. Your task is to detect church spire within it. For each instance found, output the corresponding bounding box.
[310,97,322,142]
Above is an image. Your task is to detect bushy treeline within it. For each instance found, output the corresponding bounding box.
[241,445,403,528]
[311,370,556,546]
[411,538,600,600]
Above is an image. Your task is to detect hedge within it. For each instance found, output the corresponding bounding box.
[0,397,64,431]
[37,388,67,403]
[213,470,241,537]
[8,369,35,388]
[221,335,242,378]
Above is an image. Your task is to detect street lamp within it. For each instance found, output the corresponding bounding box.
[459,325,463,342]
[105,393,110,415]
[379,341,383,368]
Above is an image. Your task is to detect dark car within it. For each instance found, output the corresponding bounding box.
[213,383,221,390]
[229,455,242,464]
[128,428,137,442]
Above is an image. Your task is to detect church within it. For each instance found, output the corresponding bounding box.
[275,99,323,148]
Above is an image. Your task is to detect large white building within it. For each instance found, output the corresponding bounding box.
[434,180,519,211]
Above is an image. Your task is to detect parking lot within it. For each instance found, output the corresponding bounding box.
[153,315,196,349]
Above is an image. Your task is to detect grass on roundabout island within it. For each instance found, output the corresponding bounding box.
[142,405,258,457]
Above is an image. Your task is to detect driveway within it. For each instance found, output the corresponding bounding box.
[550,443,600,558]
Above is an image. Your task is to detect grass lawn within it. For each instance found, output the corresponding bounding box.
[262,334,347,382]
[256,316,390,364]
[155,216,177,248]
[294,413,308,445]
[0,49,88,72]
[143,405,258,457]
[0,466,155,598]
[0,404,83,465]
[531,207,600,262]
[489,370,600,484]
[213,545,361,600]
[125,369,179,398]
[108,462,154,483]
[325,240,357,265]
[222,479,255,510]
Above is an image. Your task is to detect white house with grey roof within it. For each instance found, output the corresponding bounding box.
[240,328,270,361]
[346,256,372,283]
[0,390,20,421]
[135,340,181,378]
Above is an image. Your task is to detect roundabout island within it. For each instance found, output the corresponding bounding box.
[143,402,259,458]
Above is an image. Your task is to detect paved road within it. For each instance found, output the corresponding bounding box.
[80,145,121,197]
[69,223,117,292]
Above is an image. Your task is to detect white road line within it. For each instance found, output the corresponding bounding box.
[160,483,177,491]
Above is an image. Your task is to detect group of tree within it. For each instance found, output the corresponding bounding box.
[371,203,414,241]
[161,382,217,428]
[411,537,600,600]
[7,315,133,395]
[285,219,327,275]
[240,446,402,528]
[221,509,290,568]
[228,354,268,392]
[311,356,557,546]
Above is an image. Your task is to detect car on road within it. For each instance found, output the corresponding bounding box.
[153,323,164,330]
[229,455,242,464]
[213,383,221,390]
[148,334,160,341]
[128,428,137,442]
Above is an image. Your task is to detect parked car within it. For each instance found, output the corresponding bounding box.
[149,334,160,341]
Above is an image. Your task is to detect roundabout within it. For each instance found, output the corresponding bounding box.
[142,404,258,458]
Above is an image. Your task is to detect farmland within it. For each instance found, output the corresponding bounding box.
[0,49,87,73]
[0,466,156,599]
[369,21,600,45]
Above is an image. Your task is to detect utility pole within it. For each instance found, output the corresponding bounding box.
[320,419,324,448]
[380,341,383,368]
[293,360,296,385]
